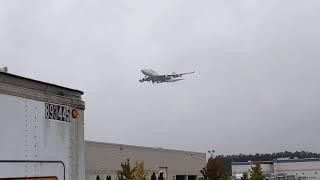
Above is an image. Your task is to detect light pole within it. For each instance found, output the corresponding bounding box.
[208,150,215,158]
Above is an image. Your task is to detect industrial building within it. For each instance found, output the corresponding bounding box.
[85,141,206,180]
[232,161,274,179]
[232,158,320,180]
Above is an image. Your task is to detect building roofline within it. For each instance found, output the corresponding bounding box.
[0,71,83,98]
[273,158,320,163]
[232,158,320,165]
[232,161,273,165]
[85,140,205,155]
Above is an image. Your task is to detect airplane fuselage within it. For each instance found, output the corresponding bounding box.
[139,69,193,83]
[141,69,158,77]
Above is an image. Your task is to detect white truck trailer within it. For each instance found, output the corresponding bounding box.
[0,71,85,180]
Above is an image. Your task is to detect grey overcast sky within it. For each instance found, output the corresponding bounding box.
[1,0,320,155]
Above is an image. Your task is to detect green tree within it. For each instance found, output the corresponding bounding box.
[134,161,149,180]
[241,173,249,180]
[151,172,157,180]
[158,173,164,180]
[117,159,137,180]
[200,157,226,180]
[249,162,264,180]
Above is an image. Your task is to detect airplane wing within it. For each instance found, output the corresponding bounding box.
[179,71,195,76]
[167,71,195,78]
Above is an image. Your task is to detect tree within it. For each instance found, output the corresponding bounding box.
[158,172,164,180]
[241,173,249,180]
[151,172,157,180]
[134,161,149,180]
[117,159,137,180]
[200,157,226,180]
[249,162,264,180]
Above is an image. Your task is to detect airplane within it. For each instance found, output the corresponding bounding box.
[139,69,195,83]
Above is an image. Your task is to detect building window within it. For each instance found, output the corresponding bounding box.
[277,175,285,180]
[286,175,295,180]
[176,175,186,180]
[188,175,197,180]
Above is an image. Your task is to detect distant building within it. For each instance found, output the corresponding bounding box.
[232,158,320,180]
[85,141,206,180]
[273,158,320,180]
[232,161,274,179]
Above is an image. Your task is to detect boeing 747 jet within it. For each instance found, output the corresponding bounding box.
[139,69,195,83]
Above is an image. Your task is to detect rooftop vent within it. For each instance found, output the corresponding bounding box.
[0,67,8,73]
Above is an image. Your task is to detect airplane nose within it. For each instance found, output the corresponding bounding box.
[141,69,147,74]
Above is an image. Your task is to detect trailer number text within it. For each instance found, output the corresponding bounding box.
[45,103,71,122]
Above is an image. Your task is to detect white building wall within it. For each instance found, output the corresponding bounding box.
[232,162,273,179]
[274,159,320,179]
[85,141,206,180]
[232,159,320,180]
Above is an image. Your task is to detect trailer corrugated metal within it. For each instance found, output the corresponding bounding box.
[0,72,85,180]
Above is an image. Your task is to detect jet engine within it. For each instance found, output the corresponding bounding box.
[172,72,181,77]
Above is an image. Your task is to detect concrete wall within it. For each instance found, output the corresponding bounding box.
[85,141,206,180]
